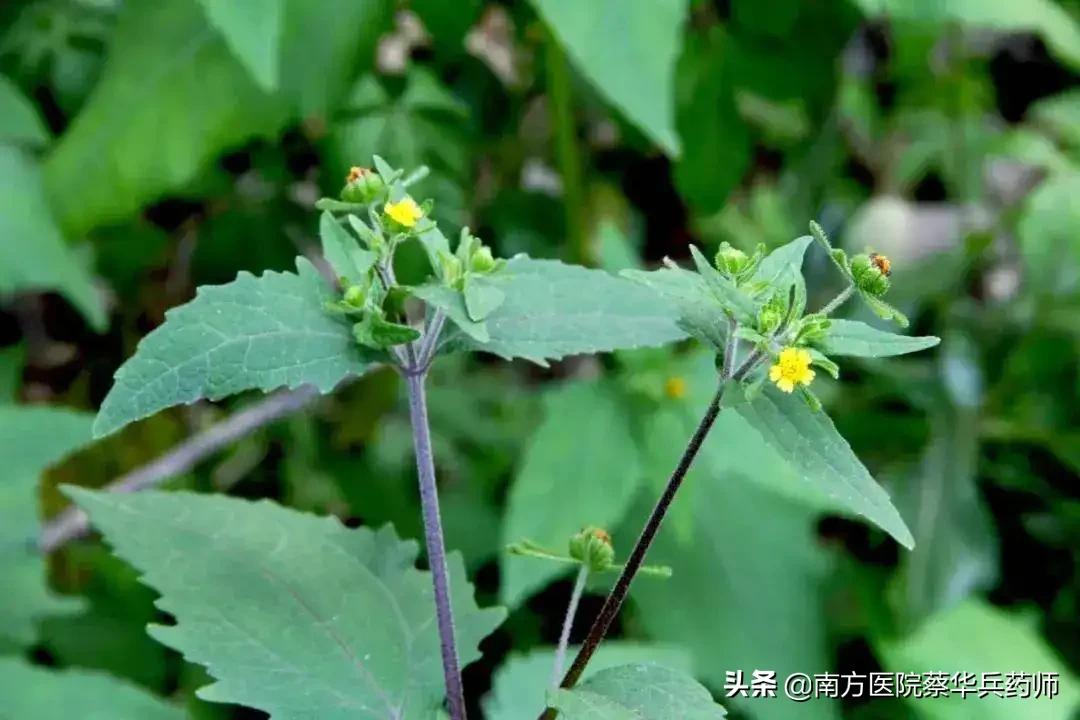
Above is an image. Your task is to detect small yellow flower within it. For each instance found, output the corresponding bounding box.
[664,376,687,399]
[383,197,423,228]
[769,347,815,394]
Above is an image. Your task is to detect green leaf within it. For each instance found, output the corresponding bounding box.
[0,406,93,647]
[630,461,838,720]
[878,601,1080,719]
[43,0,284,237]
[531,0,687,156]
[93,258,372,438]
[0,147,106,330]
[0,74,49,148]
[675,28,750,211]
[463,275,506,322]
[196,0,284,90]
[1029,88,1080,152]
[1017,172,1080,296]
[276,0,393,119]
[548,664,727,719]
[819,319,939,357]
[68,489,506,719]
[411,283,489,343]
[620,267,724,348]
[753,235,813,285]
[484,643,692,720]
[353,314,422,349]
[0,658,183,720]
[501,380,641,607]
[319,211,376,286]
[853,0,1080,69]
[460,257,685,365]
[728,383,915,548]
[895,408,997,625]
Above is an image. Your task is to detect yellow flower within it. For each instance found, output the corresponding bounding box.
[383,197,423,228]
[664,376,687,399]
[768,347,815,393]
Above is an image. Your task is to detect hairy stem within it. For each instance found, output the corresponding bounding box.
[405,371,467,720]
[545,30,588,266]
[819,284,855,316]
[551,565,590,688]
[540,380,728,717]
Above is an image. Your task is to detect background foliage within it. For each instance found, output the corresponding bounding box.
[1,0,1079,718]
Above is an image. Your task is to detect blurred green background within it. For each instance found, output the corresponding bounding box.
[1,0,1079,718]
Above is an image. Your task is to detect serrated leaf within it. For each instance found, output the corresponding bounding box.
[353,313,422,349]
[501,380,641,607]
[196,0,284,90]
[727,383,914,548]
[878,601,1080,719]
[548,664,727,719]
[411,283,489,343]
[621,267,723,349]
[459,257,685,365]
[0,658,183,720]
[93,258,372,438]
[0,406,93,647]
[0,75,49,148]
[484,643,692,720]
[531,0,687,156]
[0,147,106,330]
[819,319,939,358]
[463,275,505,322]
[319,211,376,286]
[68,489,505,719]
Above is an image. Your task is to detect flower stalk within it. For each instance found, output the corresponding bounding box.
[551,565,590,688]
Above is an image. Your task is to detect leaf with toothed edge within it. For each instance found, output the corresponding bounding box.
[93,257,375,438]
[454,257,687,365]
[66,488,506,720]
[727,382,915,549]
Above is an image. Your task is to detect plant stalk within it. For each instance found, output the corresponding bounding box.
[819,284,855,316]
[540,380,728,718]
[545,30,588,266]
[551,565,590,688]
[405,370,467,720]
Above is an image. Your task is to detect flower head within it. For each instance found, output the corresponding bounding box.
[383,197,423,229]
[664,376,687,399]
[769,347,815,393]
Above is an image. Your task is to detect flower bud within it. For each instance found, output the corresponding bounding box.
[470,245,497,274]
[569,526,615,572]
[341,166,385,204]
[850,253,891,296]
[757,294,785,334]
[343,284,366,308]
[714,242,749,278]
[438,250,464,286]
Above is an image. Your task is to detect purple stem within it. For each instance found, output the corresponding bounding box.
[405,370,468,720]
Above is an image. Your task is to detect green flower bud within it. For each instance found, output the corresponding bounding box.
[714,242,750,278]
[470,245,497,274]
[343,284,366,308]
[850,253,892,297]
[341,166,385,204]
[758,293,786,334]
[569,526,615,572]
[796,314,831,344]
[438,250,464,286]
